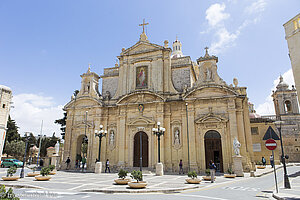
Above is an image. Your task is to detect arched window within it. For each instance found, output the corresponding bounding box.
[285,100,292,113]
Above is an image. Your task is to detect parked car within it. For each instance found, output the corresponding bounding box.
[1,159,23,168]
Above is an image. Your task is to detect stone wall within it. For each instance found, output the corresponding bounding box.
[171,68,190,92]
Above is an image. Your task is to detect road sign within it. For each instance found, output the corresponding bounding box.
[265,139,277,150]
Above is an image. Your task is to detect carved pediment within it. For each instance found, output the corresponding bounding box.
[122,41,164,55]
[116,91,165,105]
[64,96,102,110]
[184,85,238,100]
[74,121,94,129]
[127,116,156,126]
[195,113,228,124]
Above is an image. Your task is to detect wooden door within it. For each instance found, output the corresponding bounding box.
[204,131,223,172]
[133,132,148,167]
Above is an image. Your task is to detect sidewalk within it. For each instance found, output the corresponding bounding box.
[272,167,300,200]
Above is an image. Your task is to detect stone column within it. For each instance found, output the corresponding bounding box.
[117,108,126,167]
[187,103,197,171]
[164,112,172,171]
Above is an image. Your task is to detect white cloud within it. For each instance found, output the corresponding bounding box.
[245,0,267,15]
[205,3,230,27]
[256,69,295,115]
[210,28,239,54]
[202,1,268,54]
[10,93,64,137]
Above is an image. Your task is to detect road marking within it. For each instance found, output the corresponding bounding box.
[81,195,90,198]
[174,193,229,200]
[222,186,260,192]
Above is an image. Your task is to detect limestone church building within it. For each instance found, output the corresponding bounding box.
[63,26,255,173]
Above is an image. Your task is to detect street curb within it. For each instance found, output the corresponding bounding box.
[255,164,293,177]
[81,185,200,194]
[0,183,44,189]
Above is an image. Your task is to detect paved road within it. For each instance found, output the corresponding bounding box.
[5,165,300,200]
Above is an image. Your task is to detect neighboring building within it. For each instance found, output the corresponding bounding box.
[284,13,300,105]
[272,76,300,162]
[0,85,12,161]
[63,25,255,173]
[249,76,300,164]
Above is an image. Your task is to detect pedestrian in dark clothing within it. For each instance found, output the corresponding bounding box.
[66,157,71,170]
[40,159,44,167]
[105,159,110,173]
[82,156,86,172]
[270,155,274,168]
[179,159,184,174]
[262,156,266,166]
[209,160,216,183]
[75,160,79,169]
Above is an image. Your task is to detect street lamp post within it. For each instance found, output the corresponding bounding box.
[36,134,46,167]
[152,122,165,163]
[20,132,30,178]
[275,120,291,189]
[95,125,107,162]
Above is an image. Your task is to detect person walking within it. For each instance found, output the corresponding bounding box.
[75,160,79,169]
[82,156,86,172]
[270,155,274,168]
[105,159,110,173]
[262,156,266,166]
[209,160,216,183]
[66,157,71,170]
[179,159,184,174]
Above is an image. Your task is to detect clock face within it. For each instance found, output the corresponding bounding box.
[138,104,144,112]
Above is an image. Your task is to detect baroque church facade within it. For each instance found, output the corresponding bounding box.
[63,26,255,173]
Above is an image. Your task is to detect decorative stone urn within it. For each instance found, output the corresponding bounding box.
[35,176,51,181]
[114,178,131,185]
[2,176,20,181]
[224,174,236,178]
[185,178,201,184]
[202,176,216,181]
[128,181,147,189]
[27,172,40,177]
[256,166,266,169]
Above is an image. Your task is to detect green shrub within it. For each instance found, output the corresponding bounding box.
[187,171,197,179]
[7,167,17,177]
[40,167,51,176]
[130,170,143,182]
[205,169,210,176]
[118,169,128,180]
[49,165,55,171]
[0,185,20,200]
[227,167,234,174]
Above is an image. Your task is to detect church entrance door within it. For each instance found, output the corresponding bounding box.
[133,132,148,167]
[204,130,223,172]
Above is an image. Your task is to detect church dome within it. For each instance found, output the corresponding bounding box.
[171,37,183,59]
[276,75,289,91]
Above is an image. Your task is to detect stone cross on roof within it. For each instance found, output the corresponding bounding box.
[139,19,149,33]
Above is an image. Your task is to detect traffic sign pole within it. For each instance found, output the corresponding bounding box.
[265,139,278,193]
[272,150,278,193]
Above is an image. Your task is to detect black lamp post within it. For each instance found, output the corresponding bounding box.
[152,122,165,163]
[36,134,46,167]
[275,120,291,189]
[20,132,30,178]
[95,125,107,162]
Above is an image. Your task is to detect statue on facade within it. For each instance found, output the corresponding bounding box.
[233,137,241,156]
[174,129,180,145]
[110,130,115,145]
[55,141,60,155]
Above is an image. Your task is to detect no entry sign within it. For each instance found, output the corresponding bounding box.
[265,139,277,150]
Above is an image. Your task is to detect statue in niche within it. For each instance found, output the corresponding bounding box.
[109,130,115,145]
[174,129,180,145]
[84,81,90,93]
[233,137,241,156]
[105,91,111,100]
[206,68,212,81]
[55,141,60,155]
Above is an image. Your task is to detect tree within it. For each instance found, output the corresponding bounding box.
[21,133,37,156]
[39,135,60,157]
[5,116,20,143]
[4,140,25,160]
[55,112,67,140]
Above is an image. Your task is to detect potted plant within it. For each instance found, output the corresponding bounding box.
[49,165,56,175]
[0,185,20,200]
[128,170,147,189]
[35,167,51,181]
[224,167,236,178]
[256,161,266,169]
[186,171,201,184]
[114,169,131,185]
[2,167,20,181]
[27,167,39,177]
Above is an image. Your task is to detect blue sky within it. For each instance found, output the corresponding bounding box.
[0,0,299,137]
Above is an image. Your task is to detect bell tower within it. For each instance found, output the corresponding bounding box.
[78,65,101,98]
[272,75,299,117]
